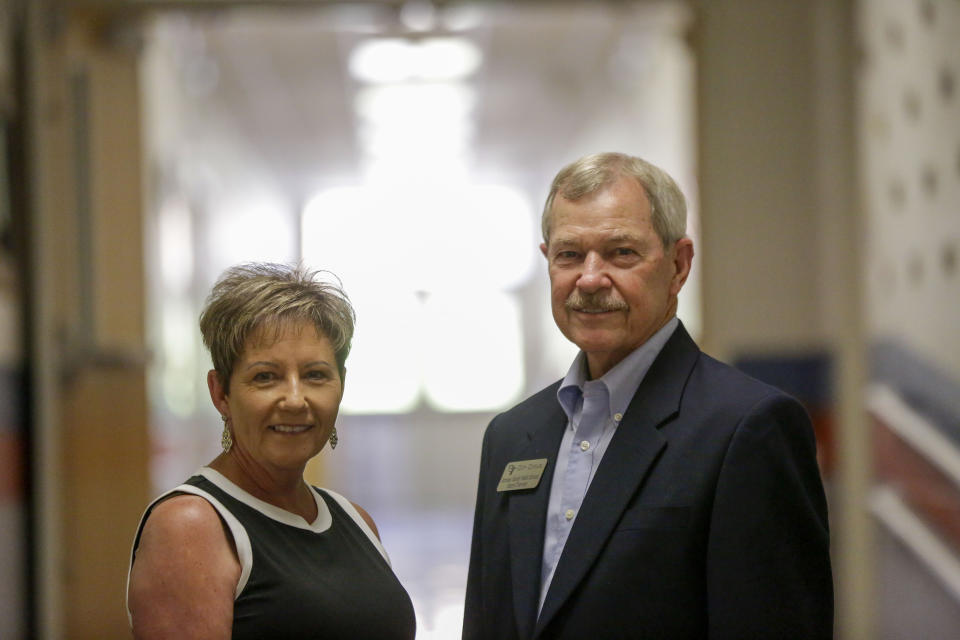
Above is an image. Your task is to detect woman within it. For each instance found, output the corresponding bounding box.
[127,263,416,639]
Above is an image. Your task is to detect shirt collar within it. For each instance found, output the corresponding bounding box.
[557,316,680,425]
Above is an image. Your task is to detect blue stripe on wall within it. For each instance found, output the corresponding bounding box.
[871,340,960,449]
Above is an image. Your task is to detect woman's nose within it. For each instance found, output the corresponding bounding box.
[279,378,307,409]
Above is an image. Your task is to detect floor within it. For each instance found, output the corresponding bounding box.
[376,507,474,639]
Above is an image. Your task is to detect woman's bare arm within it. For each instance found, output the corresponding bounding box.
[351,501,380,540]
[128,495,241,639]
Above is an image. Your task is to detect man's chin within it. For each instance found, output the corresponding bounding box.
[569,311,625,332]
[567,329,622,353]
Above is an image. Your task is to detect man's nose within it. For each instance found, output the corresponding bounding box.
[576,253,610,292]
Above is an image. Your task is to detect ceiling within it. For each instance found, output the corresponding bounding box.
[140,1,693,207]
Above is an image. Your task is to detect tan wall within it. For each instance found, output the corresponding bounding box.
[26,7,150,638]
[697,0,822,359]
[695,1,869,638]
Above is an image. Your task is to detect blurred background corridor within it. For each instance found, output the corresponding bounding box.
[1,0,958,638]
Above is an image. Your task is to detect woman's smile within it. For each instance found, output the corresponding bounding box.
[270,424,313,434]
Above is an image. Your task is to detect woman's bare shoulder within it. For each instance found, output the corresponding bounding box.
[349,501,380,540]
[129,494,239,639]
[149,493,221,526]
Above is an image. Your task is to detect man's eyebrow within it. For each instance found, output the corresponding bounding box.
[606,233,646,245]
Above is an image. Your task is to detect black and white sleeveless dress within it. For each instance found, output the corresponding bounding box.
[127,467,416,639]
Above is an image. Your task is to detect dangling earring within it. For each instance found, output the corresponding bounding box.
[221,415,233,452]
[329,426,338,450]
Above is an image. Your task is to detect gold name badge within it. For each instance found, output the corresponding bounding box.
[496,458,549,492]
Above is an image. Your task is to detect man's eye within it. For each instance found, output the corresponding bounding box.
[615,247,638,256]
[556,250,579,260]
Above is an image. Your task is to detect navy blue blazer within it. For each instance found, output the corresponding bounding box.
[463,323,833,639]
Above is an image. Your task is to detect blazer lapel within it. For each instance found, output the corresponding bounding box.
[534,325,701,636]
[508,398,567,640]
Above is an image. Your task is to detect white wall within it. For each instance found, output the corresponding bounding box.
[860,0,960,378]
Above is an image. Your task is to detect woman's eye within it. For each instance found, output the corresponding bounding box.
[252,371,274,382]
[307,370,330,381]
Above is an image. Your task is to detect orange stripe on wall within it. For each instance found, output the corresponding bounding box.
[0,434,24,500]
[874,416,960,551]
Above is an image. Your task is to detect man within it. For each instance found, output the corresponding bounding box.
[463,152,832,639]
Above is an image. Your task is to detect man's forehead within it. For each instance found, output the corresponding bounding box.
[549,230,650,247]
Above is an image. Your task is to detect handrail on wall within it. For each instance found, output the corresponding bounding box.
[868,383,960,603]
[869,486,960,604]
[868,384,960,489]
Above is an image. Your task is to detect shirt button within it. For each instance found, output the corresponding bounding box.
[580,440,590,451]
[614,412,623,422]
[565,509,575,520]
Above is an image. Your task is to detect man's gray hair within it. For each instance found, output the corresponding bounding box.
[541,152,687,247]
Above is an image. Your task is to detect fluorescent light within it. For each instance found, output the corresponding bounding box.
[353,82,475,178]
[422,291,524,411]
[355,83,475,127]
[349,38,411,84]
[302,188,424,414]
[348,37,482,84]
[158,194,194,293]
[339,289,423,414]
[301,185,417,292]
[415,38,482,81]
[160,301,200,417]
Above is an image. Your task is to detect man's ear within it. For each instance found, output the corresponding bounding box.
[670,237,694,296]
[207,369,230,417]
[540,242,548,259]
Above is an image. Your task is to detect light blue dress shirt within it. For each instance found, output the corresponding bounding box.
[538,317,679,614]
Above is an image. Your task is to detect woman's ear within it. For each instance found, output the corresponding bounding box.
[207,370,230,417]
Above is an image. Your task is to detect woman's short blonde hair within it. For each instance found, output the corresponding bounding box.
[199,262,355,392]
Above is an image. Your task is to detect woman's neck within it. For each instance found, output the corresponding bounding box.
[208,453,318,522]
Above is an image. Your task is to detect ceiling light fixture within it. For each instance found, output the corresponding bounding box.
[348,37,482,84]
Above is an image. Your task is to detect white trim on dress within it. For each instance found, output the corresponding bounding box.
[125,482,256,624]
[126,467,390,627]
[320,487,391,565]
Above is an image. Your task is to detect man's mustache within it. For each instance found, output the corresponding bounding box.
[565,291,629,313]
